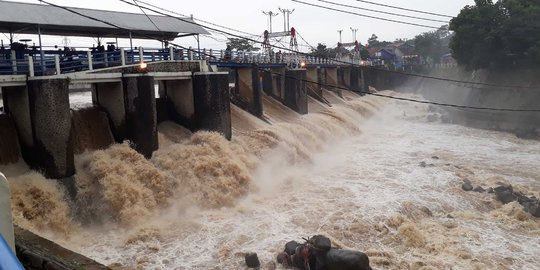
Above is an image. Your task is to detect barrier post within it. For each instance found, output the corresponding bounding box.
[27,55,34,77]
[120,48,126,66]
[87,51,93,70]
[55,55,61,74]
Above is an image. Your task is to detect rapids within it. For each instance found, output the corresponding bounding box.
[1,90,539,269]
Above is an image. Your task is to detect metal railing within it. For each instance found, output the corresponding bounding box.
[0,46,350,77]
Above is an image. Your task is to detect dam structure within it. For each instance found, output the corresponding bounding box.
[0,2,388,268]
[2,2,539,270]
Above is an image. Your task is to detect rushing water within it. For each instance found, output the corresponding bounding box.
[2,91,539,270]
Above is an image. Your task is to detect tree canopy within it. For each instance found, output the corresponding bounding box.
[413,25,451,63]
[226,38,260,51]
[449,0,540,69]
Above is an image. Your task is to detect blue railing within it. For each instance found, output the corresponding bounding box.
[0,46,348,77]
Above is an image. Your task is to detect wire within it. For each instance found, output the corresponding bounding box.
[40,0,540,91]
[296,31,317,51]
[317,0,449,23]
[354,0,453,18]
[134,0,257,38]
[37,0,540,113]
[132,0,161,32]
[124,0,540,90]
[292,0,440,29]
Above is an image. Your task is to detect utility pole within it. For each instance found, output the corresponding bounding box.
[337,30,343,43]
[279,8,295,31]
[262,10,279,33]
[350,27,358,42]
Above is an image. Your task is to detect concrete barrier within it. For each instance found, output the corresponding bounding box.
[0,172,15,253]
[284,69,308,114]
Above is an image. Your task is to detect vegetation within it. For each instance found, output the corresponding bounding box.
[413,25,451,64]
[449,0,540,69]
[226,38,260,51]
[310,43,369,60]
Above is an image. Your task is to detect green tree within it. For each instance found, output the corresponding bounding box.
[226,38,260,51]
[413,25,451,63]
[367,34,379,47]
[310,43,336,58]
[449,0,540,69]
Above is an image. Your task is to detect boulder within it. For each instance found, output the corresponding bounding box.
[245,252,260,268]
[285,240,300,255]
[494,185,516,204]
[462,182,473,191]
[473,186,485,193]
[317,249,372,270]
[309,235,331,252]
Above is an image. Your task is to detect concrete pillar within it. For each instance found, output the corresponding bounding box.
[161,79,196,129]
[284,69,308,114]
[233,67,262,117]
[92,82,126,142]
[339,67,351,89]
[122,75,158,158]
[192,72,232,140]
[350,66,363,94]
[0,114,20,164]
[306,67,324,102]
[0,172,15,253]
[261,67,286,100]
[4,79,74,179]
[325,67,342,97]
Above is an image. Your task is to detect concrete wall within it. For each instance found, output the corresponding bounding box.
[122,75,158,158]
[0,172,15,253]
[71,107,115,154]
[233,67,263,117]
[0,114,20,164]
[283,69,308,114]
[91,60,202,74]
[92,82,126,142]
[192,72,232,140]
[2,86,32,148]
[324,67,342,97]
[261,68,286,101]
[306,67,324,102]
[15,226,108,270]
[162,79,196,129]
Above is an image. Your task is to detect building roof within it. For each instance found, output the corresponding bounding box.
[0,1,209,40]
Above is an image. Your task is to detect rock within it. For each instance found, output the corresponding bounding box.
[245,252,260,268]
[487,187,495,194]
[462,182,473,191]
[494,185,516,204]
[285,240,299,255]
[431,156,439,160]
[309,235,331,252]
[528,204,540,218]
[276,252,291,266]
[419,161,434,168]
[473,186,485,193]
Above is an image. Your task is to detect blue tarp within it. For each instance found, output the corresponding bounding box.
[0,235,24,270]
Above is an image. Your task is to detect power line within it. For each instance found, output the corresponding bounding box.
[122,0,540,90]
[318,0,449,24]
[37,0,540,113]
[40,0,538,91]
[354,0,453,18]
[119,0,540,90]
[134,0,258,37]
[292,0,440,29]
[132,0,161,32]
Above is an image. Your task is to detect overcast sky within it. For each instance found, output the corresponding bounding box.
[5,0,474,51]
